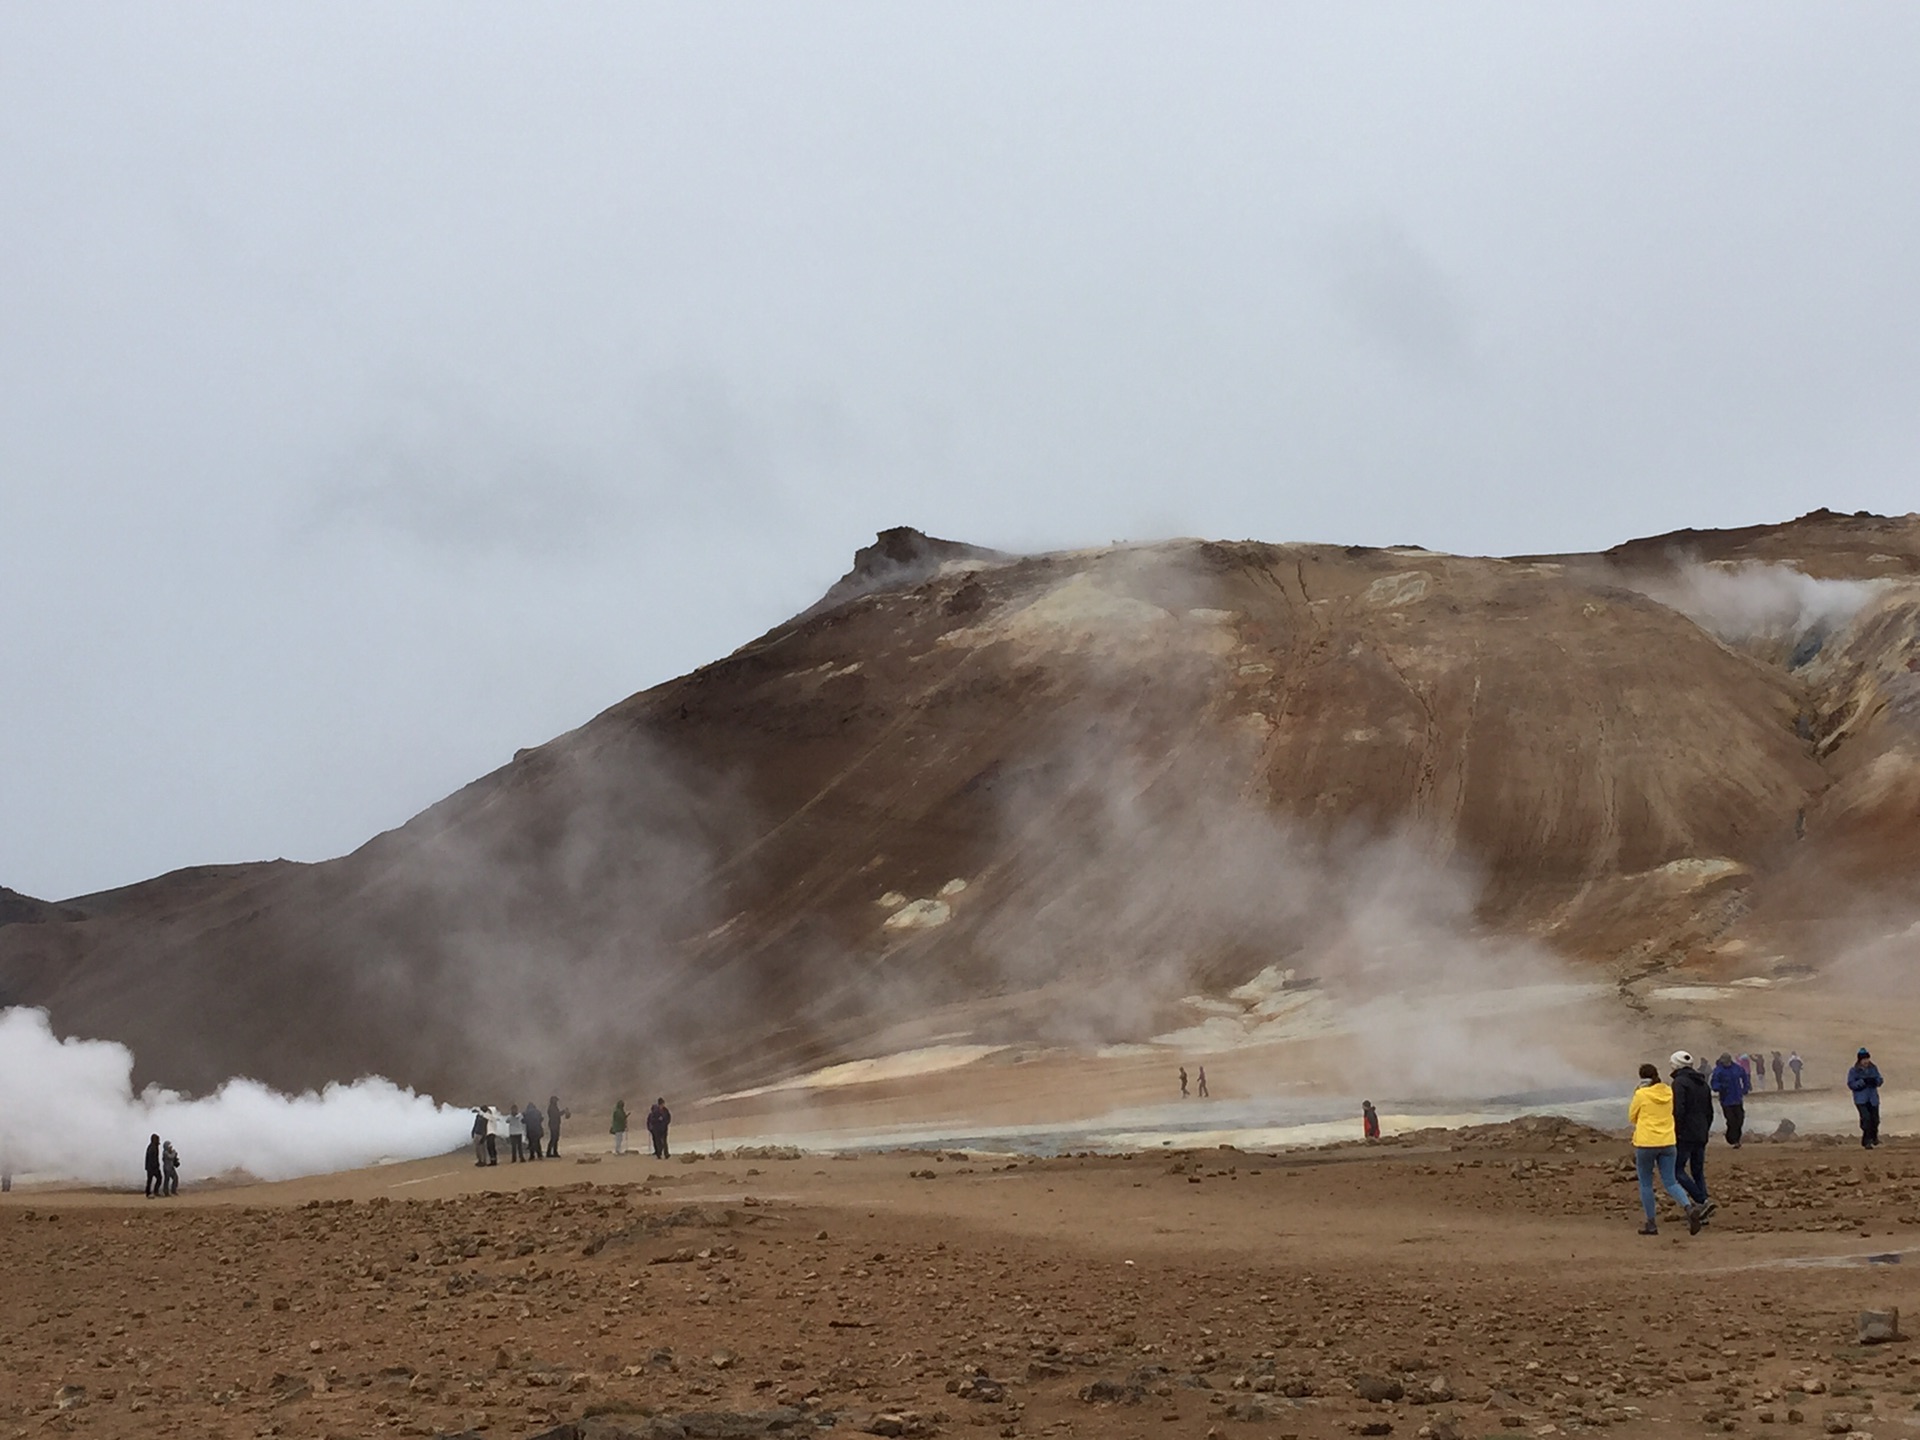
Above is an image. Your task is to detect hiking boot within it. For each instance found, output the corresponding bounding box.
[1687,1203,1705,1236]
[1637,1222,1658,1236]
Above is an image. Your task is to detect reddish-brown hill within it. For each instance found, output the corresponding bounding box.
[4,512,1918,1099]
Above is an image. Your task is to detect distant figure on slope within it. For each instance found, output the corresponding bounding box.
[1669,1051,1714,1209]
[1788,1052,1803,1089]
[1848,1048,1883,1149]
[647,1098,672,1160]
[1630,1062,1710,1237]
[611,1100,628,1155]
[1195,1067,1209,1099]
[1710,1053,1749,1147]
[144,1133,162,1198]
[522,1102,544,1161]
[1771,1051,1785,1090]
[506,1104,527,1163]
[547,1095,568,1158]
[160,1141,180,1197]
[1362,1100,1380,1141]
[1178,1067,1189,1099]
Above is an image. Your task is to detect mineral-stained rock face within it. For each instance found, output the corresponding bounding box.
[4,511,1919,1097]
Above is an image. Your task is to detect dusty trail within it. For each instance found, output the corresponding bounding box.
[7,1123,1920,1440]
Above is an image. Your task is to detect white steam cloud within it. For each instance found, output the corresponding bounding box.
[1631,560,1884,654]
[0,1006,465,1186]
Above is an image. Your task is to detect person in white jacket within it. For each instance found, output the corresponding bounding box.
[506,1105,527,1162]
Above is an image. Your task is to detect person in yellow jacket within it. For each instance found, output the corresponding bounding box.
[1630,1062,1712,1236]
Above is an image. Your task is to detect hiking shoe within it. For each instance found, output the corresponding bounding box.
[1687,1203,1705,1236]
[1637,1222,1658,1236]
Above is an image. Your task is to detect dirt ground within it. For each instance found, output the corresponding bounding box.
[7,1117,1920,1440]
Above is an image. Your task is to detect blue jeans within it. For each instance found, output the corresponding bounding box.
[1635,1145,1693,1222]
[1674,1138,1708,1204]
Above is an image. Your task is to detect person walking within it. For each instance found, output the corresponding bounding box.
[160,1141,180,1197]
[1771,1051,1786,1090]
[144,1133,163,1198]
[547,1095,568,1158]
[471,1109,490,1166]
[1362,1099,1380,1140]
[523,1102,544,1161]
[611,1100,629,1155]
[1848,1048,1883,1149]
[1178,1067,1189,1099]
[1630,1062,1710,1236]
[647,1098,672,1160]
[1788,1052,1803,1089]
[1710,1052,1750,1147]
[1669,1051,1714,1208]
[1196,1066,1209,1098]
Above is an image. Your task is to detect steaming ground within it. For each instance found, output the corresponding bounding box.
[0,1006,466,1186]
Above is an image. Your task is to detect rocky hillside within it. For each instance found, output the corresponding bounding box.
[4,512,1918,1099]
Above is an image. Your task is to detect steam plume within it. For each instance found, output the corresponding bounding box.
[0,1006,464,1186]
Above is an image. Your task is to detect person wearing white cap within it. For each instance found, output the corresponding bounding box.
[1669,1050,1715,1212]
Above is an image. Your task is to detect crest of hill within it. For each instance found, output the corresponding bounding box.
[5,513,1920,1100]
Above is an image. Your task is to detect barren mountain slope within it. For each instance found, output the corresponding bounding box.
[3,513,1917,1100]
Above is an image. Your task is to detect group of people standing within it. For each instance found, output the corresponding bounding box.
[609,1098,673,1158]
[141,1134,180,1197]
[1632,1045,1886,1235]
[470,1096,569,1166]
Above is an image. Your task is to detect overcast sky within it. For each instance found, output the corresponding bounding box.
[4,5,1918,900]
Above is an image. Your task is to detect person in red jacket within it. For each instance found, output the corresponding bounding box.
[1362,1100,1380,1140]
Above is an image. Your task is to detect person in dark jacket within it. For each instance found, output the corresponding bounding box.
[523,1102,544,1160]
[1848,1048,1883,1149]
[471,1109,489,1167]
[1669,1051,1716,1208]
[1771,1051,1785,1090]
[144,1133,162,1198]
[1710,1053,1750,1146]
[647,1098,672,1160]
[1361,1100,1380,1140]
[546,1096,568,1158]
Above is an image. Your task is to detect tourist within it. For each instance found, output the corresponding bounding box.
[523,1101,544,1160]
[1178,1067,1188,1099]
[647,1098,672,1160]
[1771,1050,1785,1090]
[1362,1099,1380,1140]
[547,1095,568,1158]
[1710,1052,1749,1147]
[1196,1066,1209,1098]
[1630,1062,1708,1236]
[1788,1051,1803,1089]
[1669,1051,1713,1208]
[160,1141,180,1197]
[1848,1048,1883,1149]
[611,1100,628,1155]
[471,1109,489,1166]
[144,1133,162,1198]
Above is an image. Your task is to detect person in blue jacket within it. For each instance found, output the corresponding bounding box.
[1709,1053,1750,1147]
[1848,1048,1883,1149]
